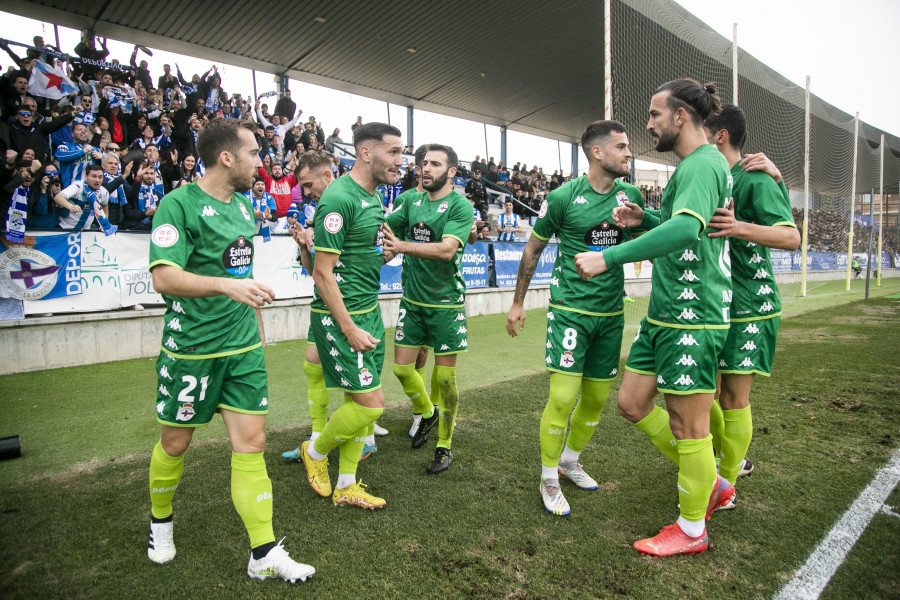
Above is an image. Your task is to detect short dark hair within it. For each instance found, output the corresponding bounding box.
[413,145,428,168]
[655,78,722,123]
[580,120,627,158]
[424,143,458,169]
[13,70,28,82]
[85,164,103,176]
[294,149,332,178]
[196,119,257,167]
[703,104,746,150]
[352,122,401,150]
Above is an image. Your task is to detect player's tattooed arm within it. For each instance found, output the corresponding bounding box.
[506,234,548,337]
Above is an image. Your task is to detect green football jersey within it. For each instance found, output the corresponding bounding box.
[312,175,385,314]
[532,176,644,315]
[729,165,796,321]
[648,144,733,329]
[393,188,419,210]
[148,182,260,358]
[386,189,473,307]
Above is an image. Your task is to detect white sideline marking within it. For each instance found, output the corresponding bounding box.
[774,449,900,600]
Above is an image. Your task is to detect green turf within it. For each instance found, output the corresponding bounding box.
[1,294,899,598]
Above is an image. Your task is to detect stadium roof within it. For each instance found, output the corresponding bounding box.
[6,0,900,190]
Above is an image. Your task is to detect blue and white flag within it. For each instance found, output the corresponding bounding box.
[27,59,78,100]
[0,233,83,300]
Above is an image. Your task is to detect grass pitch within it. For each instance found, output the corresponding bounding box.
[1,280,898,598]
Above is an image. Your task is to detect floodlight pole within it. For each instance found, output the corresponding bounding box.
[845,112,859,291]
[801,76,810,297]
[604,0,612,119]
[878,133,884,286]
[407,106,414,148]
[732,23,738,106]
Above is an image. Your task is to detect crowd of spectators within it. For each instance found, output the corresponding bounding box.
[790,207,900,254]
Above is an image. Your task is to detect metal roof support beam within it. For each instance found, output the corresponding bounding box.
[276,73,288,96]
[570,143,579,177]
[500,126,507,167]
[407,106,414,148]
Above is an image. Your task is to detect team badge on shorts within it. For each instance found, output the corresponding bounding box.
[176,403,195,422]
[359,368,374,386]
[395,328,404,341]
[560,351,575,368]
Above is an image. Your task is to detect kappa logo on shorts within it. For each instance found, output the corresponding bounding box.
[176,403,195,422]
[334,364,344,372]
[738,357,755,367]
[440,344,450,351]
[171,301,185,314]
[546,341,553,349]
[335,273,345,283]
[749,254,764,264]
[547,326,553,333]
[742,323,760,334]
[551,277,559,287]
[321,316,334,327]
[753,269,768,279]
[656,375,666,385]
[740,341,757,351]
[673,374,695,386]
[159,365,172,379]
[677,288,700,300]
[166,317,181,331]
[610,368,618,376]
[678,249,699,261]
[757,284,775,295]
[679,270,700,282]
[156,401,165,414]
[759,302,775,313]
[457,326,467,334]
[676,333,699,346]
[329,347,339,357]
[340,377,351,387]
[259,398,268,407]
[547,312,555,320]
[678,308,699,320]
[546,356,553,364]
[158,384,171,398]
[325,333,336,342]
[359,368,374,386]
[455,313,465,321]
[559,351,575,368]
[458,339,468,348]
[165,336,178,350]
[719,359,727,367]
[676,354,697,366]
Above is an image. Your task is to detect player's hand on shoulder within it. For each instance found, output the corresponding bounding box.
[612,201,644,229]
[740,152,782,183]
[345,326,379,353]
[574,251,608,280]
[222,278,275,308]
[506,303,526,337]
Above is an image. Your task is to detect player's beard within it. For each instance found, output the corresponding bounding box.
[423,169,448,192]
[652,117,678,153]
[602,158,630,179]
[372,153,400,186]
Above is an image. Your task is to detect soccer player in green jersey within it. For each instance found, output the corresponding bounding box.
[392,145,434,438]
[575,79,733,556]
[702,105,799,489]
[505,120,644,516]
[298,123,404,509]
[146,119,314,582]
[383,143,474,473]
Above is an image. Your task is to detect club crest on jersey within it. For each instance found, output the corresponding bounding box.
[437,201,449,213]
[616,191,629,206]
[359,368,374,386]
[238,203,251,221]
[559,351,575,368]
[222,236,253,276]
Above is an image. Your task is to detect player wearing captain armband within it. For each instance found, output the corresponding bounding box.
[506,120,645,516]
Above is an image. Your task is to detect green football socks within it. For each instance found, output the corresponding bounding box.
[719,406,753,485]
[676,435,717,522]
[393,362,434,418]
[565,378,612,453]
[231,451,275,549]
[433,365,459,449]
[149,441,184,520]
[539,374,581,468]
[634,404,680,466]
[304,360,329,433]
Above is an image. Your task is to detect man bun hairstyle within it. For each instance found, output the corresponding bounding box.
[580,119,627,158]
[656,78,722,124]
[352,122,401,150]
[196,119,257,167]
[703,104,747,150]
